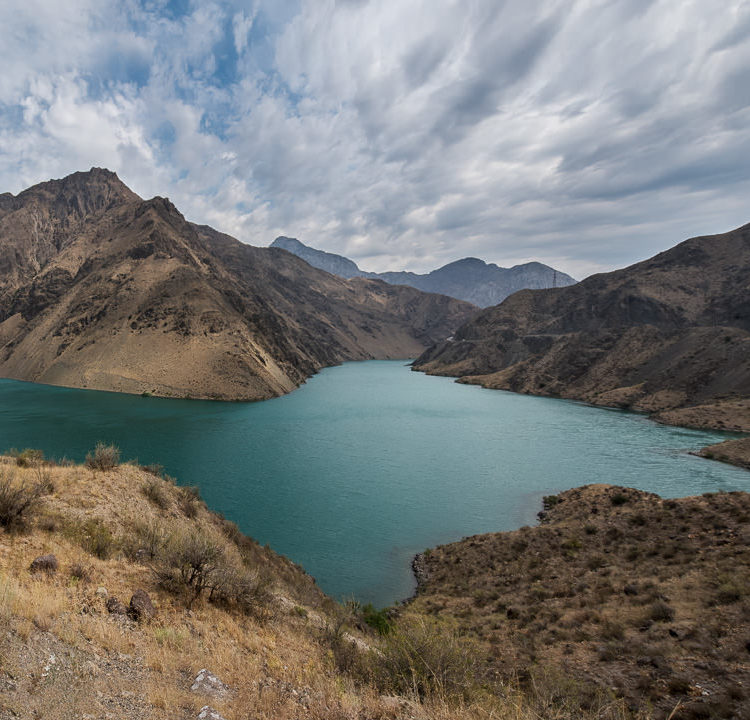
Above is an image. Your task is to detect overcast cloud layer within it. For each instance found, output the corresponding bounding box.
[1,0,749,278]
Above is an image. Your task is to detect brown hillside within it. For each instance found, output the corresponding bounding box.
[409,484,750,720]
[414,223,750,434]
[0,169,475,400]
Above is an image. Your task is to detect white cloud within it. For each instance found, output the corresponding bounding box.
[0,0,749,280]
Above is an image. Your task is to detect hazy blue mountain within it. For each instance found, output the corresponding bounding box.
[271,236,576,307]
[272,236,363,279]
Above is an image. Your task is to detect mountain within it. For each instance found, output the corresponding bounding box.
[270,236,576,306]
[0,169,476,400]
[413,222,750,432]
[272,236,363,278]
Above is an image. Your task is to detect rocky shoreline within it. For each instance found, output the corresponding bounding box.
[410,552,430,592]
[422,368,750,474]
[696,436,750,471]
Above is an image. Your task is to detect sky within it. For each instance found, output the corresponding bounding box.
[1,0,749,279]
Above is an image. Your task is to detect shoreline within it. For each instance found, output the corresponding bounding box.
[413,366,750,473]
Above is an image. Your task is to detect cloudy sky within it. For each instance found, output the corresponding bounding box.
[1,0,749,279]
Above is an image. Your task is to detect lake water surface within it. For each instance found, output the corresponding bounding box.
[1,361,747,606]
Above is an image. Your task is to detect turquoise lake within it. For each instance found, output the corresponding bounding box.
[1,360,748,607]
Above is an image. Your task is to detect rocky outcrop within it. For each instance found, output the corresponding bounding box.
[414,222,750,432]
[0,170,476,400]
[191,669,230,699]
[271,236,576,307]
[129,589,156,622]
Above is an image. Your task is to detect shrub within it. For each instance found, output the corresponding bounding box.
[152,527,271,614]
[362,603,392,635]
[85,443,120,471]
[69,562,91,583]
[715,579,745,605]
[12,448,45,468]
[153,529,225,605]
[126,518,166,561]
[649,600,675,623]
[142,478,169,509]
[587,554,608,571]
[600,619,625,640]
[209,566,272,617]
[80,519,117,559]
[0,468,50,533]
[374,616,479,700]
[178,486,201,518]
[610,493,628,506]
[140,464,164,477]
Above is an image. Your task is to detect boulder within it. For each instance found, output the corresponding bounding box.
[191,669,230,698]
[29,554,58,573]
[105,597,128,615]
[198,708,227,720]
[129,589,156,622]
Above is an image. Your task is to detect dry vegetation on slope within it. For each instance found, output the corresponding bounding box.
[409,485,750,720]
[0,451,646,720]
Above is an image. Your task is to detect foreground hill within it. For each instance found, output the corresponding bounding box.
[0,451,638,720]
[3,451,749,719]
[271,236,576,307]
[0,170,475,400]
[414,223,750,433]
[410,484,750,720]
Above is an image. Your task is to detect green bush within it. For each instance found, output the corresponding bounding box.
[85,443,120,471]
[362,603,392,635]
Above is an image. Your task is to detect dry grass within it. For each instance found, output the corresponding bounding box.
[4,456,735,719]
[410,484,750,720]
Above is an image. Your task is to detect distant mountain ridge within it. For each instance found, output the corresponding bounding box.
[271,236,576,307]
[0,169,475,400]
[413,222,750,433]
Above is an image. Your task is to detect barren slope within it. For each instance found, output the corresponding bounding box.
[0,169,475,400]
[414,223,750,432]
[410,484,750,720]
